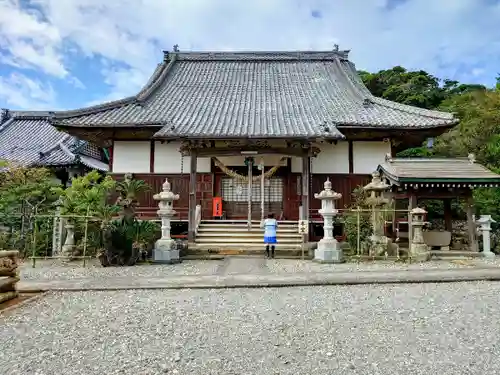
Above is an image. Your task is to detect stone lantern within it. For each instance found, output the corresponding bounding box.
[409,207,430,261]
[363,171,390,255]
[476,215,496,258]
[313,178,343,263]
[153,178,181,264]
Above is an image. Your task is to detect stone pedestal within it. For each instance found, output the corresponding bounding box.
[409,207,430,262]
[153,178,181,264]
[477,215,496,258]
[363,171,390,256]
[313,178,343,263]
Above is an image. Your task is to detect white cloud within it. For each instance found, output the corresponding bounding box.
[0,0,67,77]
[1,0,500,109]
[0,72,56,109]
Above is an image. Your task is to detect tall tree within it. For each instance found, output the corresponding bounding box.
[359,67,486,110]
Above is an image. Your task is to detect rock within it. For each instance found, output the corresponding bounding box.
[159,363,169,373]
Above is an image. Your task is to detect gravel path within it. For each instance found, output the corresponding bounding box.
[19,257,500,283]
[1,282,500,374]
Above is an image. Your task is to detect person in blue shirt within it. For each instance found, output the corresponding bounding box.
[261,212,278,258]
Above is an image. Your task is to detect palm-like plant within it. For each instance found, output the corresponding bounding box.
[115,173,150,224]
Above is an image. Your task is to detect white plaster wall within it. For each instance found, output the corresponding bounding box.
[292,142,349,173]
[154,141,211,173]
[217,155,287,167]
[113,141,150,173]
[352,141,391,174]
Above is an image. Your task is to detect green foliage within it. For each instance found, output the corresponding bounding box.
[58,170,117,219]
[341,187,373,254]
[115,173,150,224]
[359,67,486,111]
[0,164,61,253]
[0,164,61,218]
[362,66,500,224]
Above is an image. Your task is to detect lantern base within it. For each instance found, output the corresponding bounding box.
[482,250,496,258]
[313,239,344,263]
[409,243,430,262]
[153,239,181,264]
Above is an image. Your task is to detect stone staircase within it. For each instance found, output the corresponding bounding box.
[189,220,304,256]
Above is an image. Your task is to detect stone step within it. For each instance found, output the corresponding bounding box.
[196,237,302,244]
[201,220,299,224]
[197,227,299,233]
[192,242,303,248]
[430,250,483,258]
[199,222,298,228]
[197,232,301,238]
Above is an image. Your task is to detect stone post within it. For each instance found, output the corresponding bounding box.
[153,178,181,264]
[476,215,496,258]
[52,198,63,256]
[363,171,390,256]
[61,223,75,258]
[409,207,430,262]
[313,178,343,263]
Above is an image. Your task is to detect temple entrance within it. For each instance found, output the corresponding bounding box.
[220,176,284,219]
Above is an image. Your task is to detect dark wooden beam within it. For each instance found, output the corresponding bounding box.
[188,150,198,242]
[443,199,453,232]
[108,139,114,173]
[149,140,155,173]
[348,140,354,174]
[301,152,310,242]
[183,147,320,158]
[465,193,477,252]
[392,191,470,200]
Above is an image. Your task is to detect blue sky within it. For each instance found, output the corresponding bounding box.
[1,0,500,110]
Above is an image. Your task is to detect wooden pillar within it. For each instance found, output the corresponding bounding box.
[247,157,253,231]
[149,141,155,173]
[466,194,477,252]
[443,199,453,232]
[188,149,198,242]
[108,140,114,172]
[301,152,310,242]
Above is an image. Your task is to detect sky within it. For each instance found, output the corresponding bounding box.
[1,0,500,111]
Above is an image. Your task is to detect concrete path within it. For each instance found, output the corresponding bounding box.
[18,266,500,292]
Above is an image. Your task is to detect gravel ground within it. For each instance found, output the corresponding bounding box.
[19,257,500,283]
[266,257,500,274]
[1,282,500,375]
[20,259,222,281]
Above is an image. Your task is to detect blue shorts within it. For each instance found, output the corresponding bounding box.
[264,236,277,244]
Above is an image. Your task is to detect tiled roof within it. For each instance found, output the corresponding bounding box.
[0,111,108,171]
[51,50,458,139]
[378,157,500,185]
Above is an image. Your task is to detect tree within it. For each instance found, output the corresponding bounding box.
[115,173,149,224]
[433,89,500,222]
[58,171,119,257]
[434,89,500,170]
[0,163,61,254]
[359,67,486,111]
[0,164,60,224]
